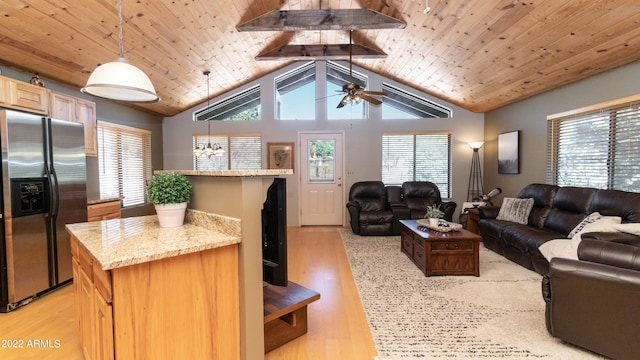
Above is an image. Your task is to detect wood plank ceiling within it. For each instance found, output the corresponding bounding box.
[0,0,638,117]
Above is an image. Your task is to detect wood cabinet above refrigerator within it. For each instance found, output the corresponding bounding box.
[0,75,48,114]
[0,76,97,157]
[49,91,97,157]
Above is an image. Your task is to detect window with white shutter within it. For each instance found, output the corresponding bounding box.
[547,95,640,191]
[382,132,452,197]
[193,134,262,170]
[97,121,152,208]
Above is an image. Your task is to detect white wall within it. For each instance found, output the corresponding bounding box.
[163,61,485,225]
[483,61,640,200]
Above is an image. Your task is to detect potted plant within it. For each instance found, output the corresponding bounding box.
[146,172,193,227]
[424,204,445,227]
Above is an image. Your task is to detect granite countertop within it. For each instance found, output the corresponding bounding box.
[66,209,241,271]
[156,169,293,177]
[87,196,123,205]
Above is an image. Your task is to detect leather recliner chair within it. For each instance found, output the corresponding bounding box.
[542,238,640,360]
[400,181,456,222]
[346,181,396,236]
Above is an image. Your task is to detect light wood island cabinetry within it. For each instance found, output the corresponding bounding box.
[166,169,293,360]
[67,210,242,360]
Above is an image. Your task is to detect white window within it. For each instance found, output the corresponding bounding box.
[382,132,451,197]
[275,62,316,120]
[193,134,262,170]
[382,83,452,119]
[97,121,152,208]
[547,96,640,191]
[193,86,261,121]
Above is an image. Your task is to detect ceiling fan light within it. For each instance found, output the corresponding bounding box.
[82,57,160,103]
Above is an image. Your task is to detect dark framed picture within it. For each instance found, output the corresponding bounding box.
[498,131,519,174]
[267,142,294,171]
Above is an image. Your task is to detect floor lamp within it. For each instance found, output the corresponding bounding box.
[467,142,484,201]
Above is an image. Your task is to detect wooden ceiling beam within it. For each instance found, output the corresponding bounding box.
[237,9,406,31]
[255,44,386,61]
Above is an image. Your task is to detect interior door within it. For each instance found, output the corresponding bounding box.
[299,132,344,225]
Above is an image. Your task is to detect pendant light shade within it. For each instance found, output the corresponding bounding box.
[81,0,159,103]
[82,57,159,102]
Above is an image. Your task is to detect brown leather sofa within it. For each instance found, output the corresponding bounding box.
[477,183,640,275]
[346,181,456,236]
[542,239,640,360]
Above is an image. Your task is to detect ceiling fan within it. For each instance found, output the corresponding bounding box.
[337,31,385,108]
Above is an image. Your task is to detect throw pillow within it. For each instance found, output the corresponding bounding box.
[569,216,622,250]
[539,239,578,261]
[567,212,603,238]
[496,197,535,225]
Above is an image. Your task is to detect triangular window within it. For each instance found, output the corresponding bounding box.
[193,85,261,121]
[382,83,452,119]
[275,62,316,120]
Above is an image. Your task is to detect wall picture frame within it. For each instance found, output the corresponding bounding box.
[498,130,519,174]
[267,142,294,171]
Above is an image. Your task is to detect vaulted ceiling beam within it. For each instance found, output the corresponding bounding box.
[237,9,406,31]
[255,44,386,61]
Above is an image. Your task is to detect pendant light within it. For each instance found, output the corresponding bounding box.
[193,71,225,158]
[81,0,159,103]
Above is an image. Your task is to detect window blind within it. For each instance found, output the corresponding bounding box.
[97,121,152,208]
[193,134,261,170]
[547,96,640,192]
[382,132,451,197]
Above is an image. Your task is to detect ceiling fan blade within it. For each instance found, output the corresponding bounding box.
[337,95,349,108]
[360,94,382,105]
[362,90,385,96]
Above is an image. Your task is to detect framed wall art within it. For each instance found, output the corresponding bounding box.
[267,142,294,171]
[498,130,520,174]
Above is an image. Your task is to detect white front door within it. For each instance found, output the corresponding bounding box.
[299,132,344,225]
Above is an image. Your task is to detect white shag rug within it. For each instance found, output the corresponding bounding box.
[339,230,605,359]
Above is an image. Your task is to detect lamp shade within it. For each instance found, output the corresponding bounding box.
[469,141,485,150]
[81,57,159,103]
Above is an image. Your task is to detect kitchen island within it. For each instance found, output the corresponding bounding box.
[66,210,241,360]
[157,169,293,360]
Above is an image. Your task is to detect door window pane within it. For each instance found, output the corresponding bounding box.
[308,139,335,182]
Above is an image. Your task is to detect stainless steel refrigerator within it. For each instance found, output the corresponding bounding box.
[0,109,87,312]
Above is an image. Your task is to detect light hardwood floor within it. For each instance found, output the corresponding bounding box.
[0,226,377,360]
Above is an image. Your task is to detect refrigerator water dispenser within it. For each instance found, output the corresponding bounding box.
[10,178,49,217]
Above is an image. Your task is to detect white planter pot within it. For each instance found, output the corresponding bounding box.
[428,218,439,227]
[154,202,187,228]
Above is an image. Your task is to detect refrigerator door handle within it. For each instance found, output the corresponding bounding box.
[44,118,60,220]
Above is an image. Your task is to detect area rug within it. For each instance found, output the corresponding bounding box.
[339,230,605,359]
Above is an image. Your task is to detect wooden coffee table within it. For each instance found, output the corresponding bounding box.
[399,219,483,277]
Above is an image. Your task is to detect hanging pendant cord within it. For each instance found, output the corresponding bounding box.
[118,0,124,58]
[206,71,211,143]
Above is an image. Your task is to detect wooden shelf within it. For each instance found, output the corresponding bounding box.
[263,281,320,353]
